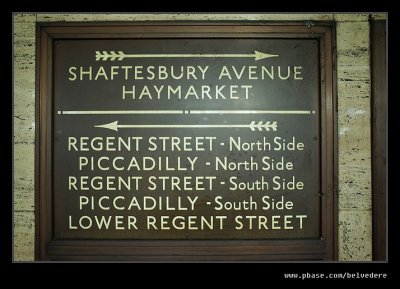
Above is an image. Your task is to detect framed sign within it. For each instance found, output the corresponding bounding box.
[36,23,337,260]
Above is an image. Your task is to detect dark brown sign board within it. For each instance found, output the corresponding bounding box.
[36,23,337,261]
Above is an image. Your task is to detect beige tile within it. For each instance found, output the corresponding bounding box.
[13,53,35,71]
[336,18,372,260]
[13,117,35,144]
[13,80,35,144]
[13,32,35,72]
[13,22,35,39]
[223,14,334,21]
[337,52,369,68]
[337,65,370,82]
[338,98,371,140]
[338,162,371,210]
[371,13,387,20]
[14,37,35,58]
[13,104,35,138]
[338,210,372,261]
[13,67,35,95]
[13,60,36,139]
[337,22,369,50]
[338,86,371,210]
[338,80,370,99]
[338,147,371,167]
[334,13,369,22]
[338,98,371,127]
[337,22,369,67]
[13,13,36,23]
[338,128,371,154]
[37,13,335,22]
[14,144,35,211]
[14,187,35,212]
[14,211,35,261]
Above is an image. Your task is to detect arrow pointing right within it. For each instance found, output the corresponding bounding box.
[254,51,279,61]
[95,50,279,61]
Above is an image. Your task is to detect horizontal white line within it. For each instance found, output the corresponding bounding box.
[59,110,313,115]
[119,124,251,128]
[125,54,255,58]
[190,110,312,114]
[60,110,182,115]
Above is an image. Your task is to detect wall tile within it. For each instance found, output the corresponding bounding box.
[36,13,335,22]
[13,13,36,23]
[14,212,35,261]
[337,22,369,67]
[370,14,387,20]
[14,144,35,211]
[338,210,372,261]
[334,14,369,22]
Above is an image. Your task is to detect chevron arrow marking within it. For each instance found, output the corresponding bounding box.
[95,121,278,132]
[95,50,279,61]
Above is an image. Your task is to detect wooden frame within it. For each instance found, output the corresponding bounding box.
[371,20,387,261]
[36,22,337,261]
